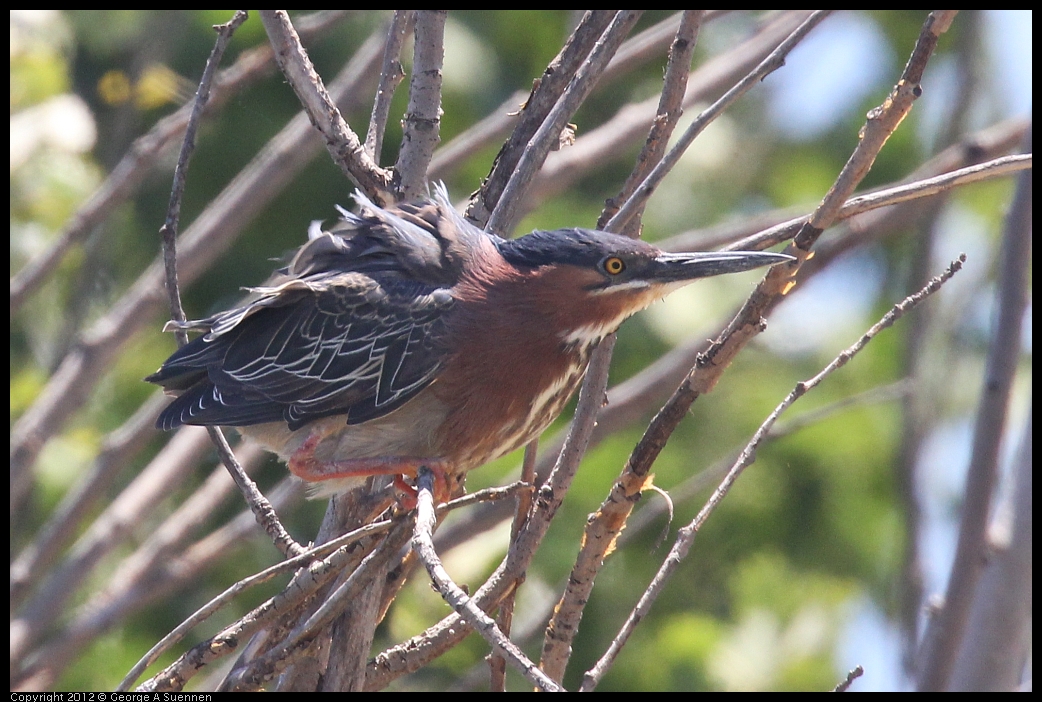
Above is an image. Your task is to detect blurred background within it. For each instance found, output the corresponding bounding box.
[10,10,1032,691]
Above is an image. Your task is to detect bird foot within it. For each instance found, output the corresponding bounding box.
[392,469,452,510]
[288,432,452,506]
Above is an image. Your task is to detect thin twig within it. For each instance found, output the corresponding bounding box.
[434,12,707,191]
[834,665,864,692]
[489,441,538,690]
[581,255,966,691]
[947,406,1032,690]
[488,11,643,235]
[15,446,289,692]
[794,11,959,251]
[892,35,985,659]
[366,11,413,161]
[152,10,303,560]
[619,380,914,544]
[10,426,243,677]
[160,10,246,341]
[528,11,814,207]
[600,9,705,236]
[208,427,305,559]
[724,154,1032,253]
[10,392,168,612]
[466,10,617,226]
[132,481,520,692]
[121,513,392,690]
[606,10,832,233]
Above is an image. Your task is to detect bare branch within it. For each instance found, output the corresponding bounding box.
[606,10,832,233]
[917,126,1031,691]
[488,11,644,235]
[529,11,816,207]
[10,392,168,612]
[121,511,393,690]
[466,10,617,226]
[220,519,413,691]
[949,407,1033,690]
[600,10,705,236]
[489,441,538,690]
[394,10,446,199]
[259,10,393,202]
[131,9,297,565]
[794,11,959,250]
[160,11,248,338]
[433,12,703,191]
[412,469,563,692]
[723,153,1032,253]
[128,483,517,691]
[834,665,865,692]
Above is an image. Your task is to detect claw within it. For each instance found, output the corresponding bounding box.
[393,466,451,509]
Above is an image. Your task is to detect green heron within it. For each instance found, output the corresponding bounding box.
[147,185,791,499]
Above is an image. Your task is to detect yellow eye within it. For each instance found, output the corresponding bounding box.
[602,256,626,275]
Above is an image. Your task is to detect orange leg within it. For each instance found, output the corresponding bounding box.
[287,431,452,505]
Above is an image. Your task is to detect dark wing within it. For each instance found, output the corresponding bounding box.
[147,272,454,431]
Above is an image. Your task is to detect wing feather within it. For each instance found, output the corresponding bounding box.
[148,272,453,431]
